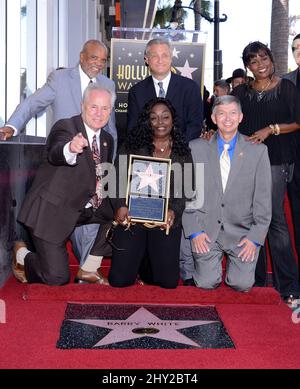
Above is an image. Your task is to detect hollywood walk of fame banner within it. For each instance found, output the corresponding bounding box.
[110,37,205,144]
[56,303,234,349]
[126,154,171,225]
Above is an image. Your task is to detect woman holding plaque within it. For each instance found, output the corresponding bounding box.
[108,98,193,288]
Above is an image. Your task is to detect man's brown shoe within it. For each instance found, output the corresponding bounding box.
[75,268,109,285]
[12,241,28,283]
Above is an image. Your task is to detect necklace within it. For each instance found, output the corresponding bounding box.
[153,139,171,155]
[253,77,273,102]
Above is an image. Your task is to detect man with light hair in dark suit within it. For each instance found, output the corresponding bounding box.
[127,37,203,142]
[127,37,203,284]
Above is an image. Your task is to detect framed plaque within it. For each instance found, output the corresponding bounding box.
[126,154,172,225]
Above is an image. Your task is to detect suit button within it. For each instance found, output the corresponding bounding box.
[218,220,221,224]
[221,204,224,207]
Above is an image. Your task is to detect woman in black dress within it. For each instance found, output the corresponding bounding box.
[109,98,193,289]
[232,41,300,306]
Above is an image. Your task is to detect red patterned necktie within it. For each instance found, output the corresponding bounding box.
[90,134,102,208]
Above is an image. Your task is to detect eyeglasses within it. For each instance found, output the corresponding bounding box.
[105,221,134,251]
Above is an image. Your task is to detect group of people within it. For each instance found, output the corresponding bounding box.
[1,35,300,307]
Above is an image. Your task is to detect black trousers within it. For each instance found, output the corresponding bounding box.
[109,224,181,289]
[24,208,105,285]
[254,164,300,295]
[287,156,300,282]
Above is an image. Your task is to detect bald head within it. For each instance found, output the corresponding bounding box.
[80,40,108,78]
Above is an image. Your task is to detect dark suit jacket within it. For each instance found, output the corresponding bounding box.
[283,68,300,148]
[18,114,114,244]
[283,68,299,86]
[127,73,203,142]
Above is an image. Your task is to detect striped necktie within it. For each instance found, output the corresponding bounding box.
[158,81,166,98]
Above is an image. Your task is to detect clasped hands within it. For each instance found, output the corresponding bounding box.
[115,207,175,232]
[191,234,257,262]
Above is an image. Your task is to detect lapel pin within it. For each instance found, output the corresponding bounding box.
[103,141,107,147]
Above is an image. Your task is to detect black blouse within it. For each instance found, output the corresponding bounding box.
[232,78,300,165]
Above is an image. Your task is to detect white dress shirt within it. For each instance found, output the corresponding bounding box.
[152,72,171,97]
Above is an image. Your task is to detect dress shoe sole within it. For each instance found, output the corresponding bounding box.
[12,265,28,283]
[12,256,27,283]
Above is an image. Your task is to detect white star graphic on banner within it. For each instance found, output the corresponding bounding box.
[176,60,198,79]
[134,163,163,192]
[70,307,218,348]
[172,47,180,58]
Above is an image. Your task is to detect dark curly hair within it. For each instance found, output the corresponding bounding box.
[125,98,190,156]
[242,41,275,76]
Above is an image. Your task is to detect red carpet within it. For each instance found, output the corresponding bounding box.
[1,276,300,369]
[24,282,280,305]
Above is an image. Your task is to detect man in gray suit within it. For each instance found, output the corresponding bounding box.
[182,95,272,291]
[0,39,117,147]
[0,40,117,267]
[283,33,300,267]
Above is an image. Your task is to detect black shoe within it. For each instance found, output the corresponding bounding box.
[253,282,266,287]
[281,295,300,308]
[183,278,196,286]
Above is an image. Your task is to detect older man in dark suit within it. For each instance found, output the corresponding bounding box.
[127,38,203,142]
[12,84,115,285]
[283,33,300,269]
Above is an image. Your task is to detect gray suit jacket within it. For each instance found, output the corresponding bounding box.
[7,65,117,148]
[182,133,272,250]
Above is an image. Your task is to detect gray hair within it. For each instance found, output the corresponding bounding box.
[144,38,172,57]
[212,95,242,114]
[81,40,108,56]
[83,83,116,108]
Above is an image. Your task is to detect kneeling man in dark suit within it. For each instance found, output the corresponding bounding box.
[182,95,272,291]
[13,84,115,285]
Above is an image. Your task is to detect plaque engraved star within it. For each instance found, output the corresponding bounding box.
[134,163,163,192]
[70,307,218,348]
